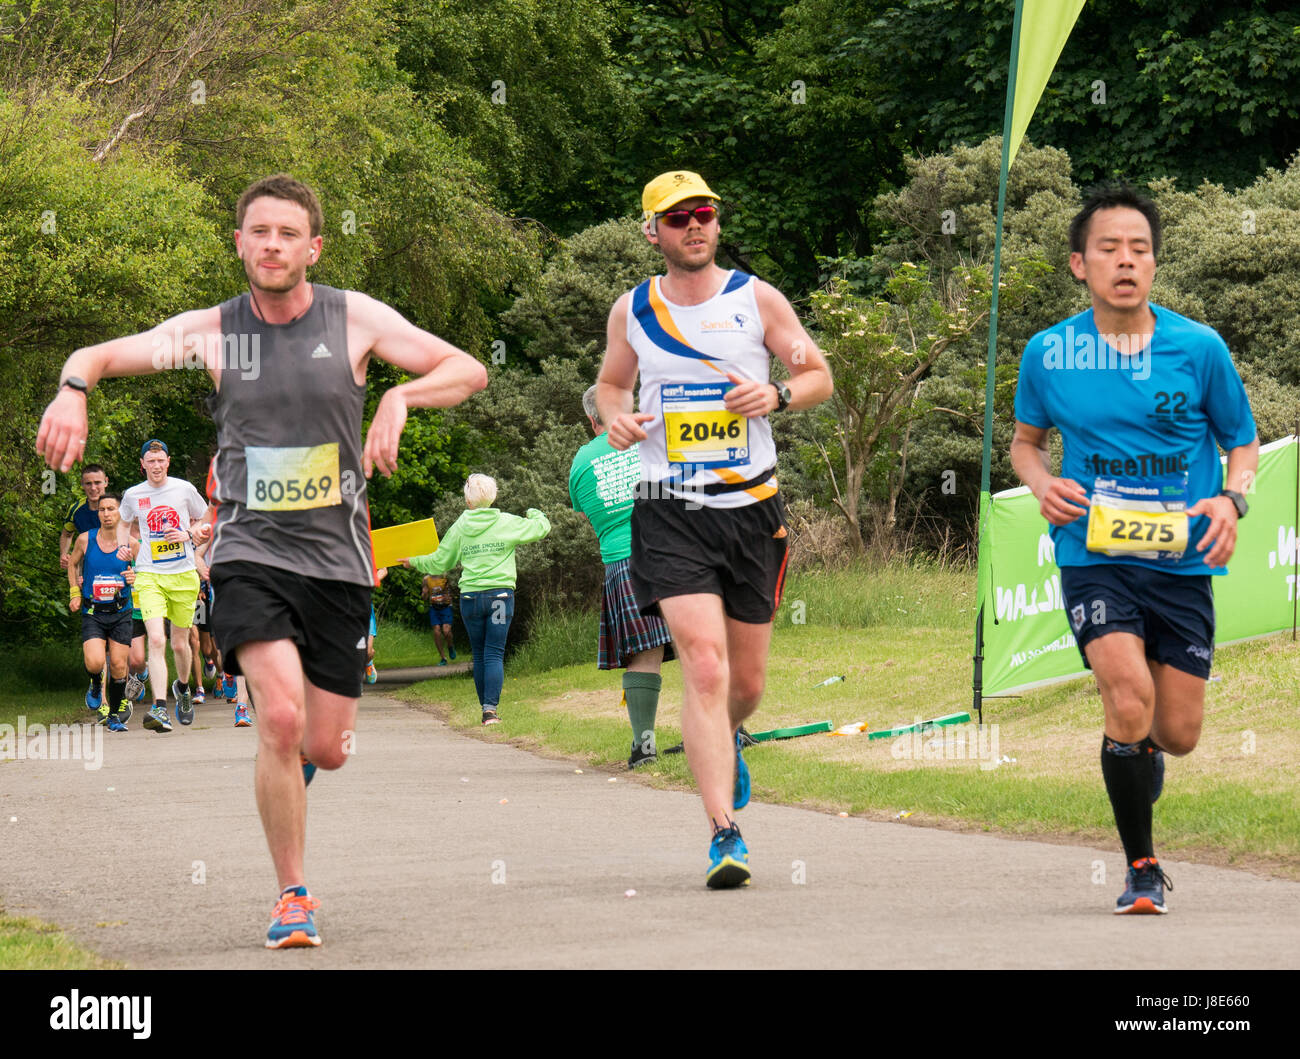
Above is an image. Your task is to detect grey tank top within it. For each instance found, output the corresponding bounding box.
[208,284,374,586]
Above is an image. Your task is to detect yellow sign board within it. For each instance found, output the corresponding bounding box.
[370,518,440,571]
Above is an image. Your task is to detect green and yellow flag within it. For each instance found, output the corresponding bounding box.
[974,0,1085,720]
[1007,0,1087,166]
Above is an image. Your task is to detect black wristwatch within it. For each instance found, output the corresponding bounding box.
[772,381,792,412]
[1220,489,1248,519]
[60,376,89,396]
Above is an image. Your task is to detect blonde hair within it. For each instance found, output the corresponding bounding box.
[464,473,498,509]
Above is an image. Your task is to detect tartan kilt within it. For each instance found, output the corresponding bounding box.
[598,558,674,670]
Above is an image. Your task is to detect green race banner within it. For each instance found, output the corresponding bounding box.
[981,435,1298,697]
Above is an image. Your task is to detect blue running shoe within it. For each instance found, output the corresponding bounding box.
[448,646,457,660]
[1115,857,1172,915]
[142,705,173,733]
[301,754,317,787]
[1150,746,1165,804]
[107,710,128,733]
[173,679,193,725]
[234,703,252,727]
[733,731,750,811]
[85,683,102,712]
[265,886,321,949]
[204,659,217,679]
[364,662,378,685]
[221,674,238,700]
[707,822,751,889]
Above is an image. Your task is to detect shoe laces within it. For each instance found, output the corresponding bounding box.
[1131,857,1173,892]
[273,891,319,925]
[711,820,742,844]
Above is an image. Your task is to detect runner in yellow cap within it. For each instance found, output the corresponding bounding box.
[597,169,833,888]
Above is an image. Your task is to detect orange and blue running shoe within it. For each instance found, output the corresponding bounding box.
[233,703,252,727]
[1115,856,1172,915]
[265,885,321,948]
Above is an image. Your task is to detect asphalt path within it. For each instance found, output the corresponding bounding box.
[2,691,1298,969]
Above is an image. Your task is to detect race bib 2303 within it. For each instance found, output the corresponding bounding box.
[1085,476,1189,561]
[662,382,748,468]
[149,536,186,563]
[245,444,341,512]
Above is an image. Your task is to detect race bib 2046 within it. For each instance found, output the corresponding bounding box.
[662,382,748,468]
[245,444,341,512]
[1085,476,1189,561]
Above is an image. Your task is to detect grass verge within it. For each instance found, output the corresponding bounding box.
[0,908,119,970]
[395,561,1300,879]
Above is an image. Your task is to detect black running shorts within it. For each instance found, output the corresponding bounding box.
[210,560,372,697]
[81,606,133,647]
[629,492,789,625]
[1060,563,1215,679]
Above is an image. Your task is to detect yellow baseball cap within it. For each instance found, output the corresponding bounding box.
[642,171,720,220]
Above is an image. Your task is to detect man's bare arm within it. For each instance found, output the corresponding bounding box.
[37,307,222,472]
[596,294,652,451]
[740,280,833,415]
[347,292,488,477]
[1010,421,1089,526]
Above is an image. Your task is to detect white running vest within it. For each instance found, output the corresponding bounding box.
[627,270,777,509]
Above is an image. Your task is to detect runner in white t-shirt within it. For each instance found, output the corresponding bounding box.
[118,439,211,730]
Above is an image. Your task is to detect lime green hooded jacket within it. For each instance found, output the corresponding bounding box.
[409,507,550,591]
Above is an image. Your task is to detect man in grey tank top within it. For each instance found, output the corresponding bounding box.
[36,173,488,950]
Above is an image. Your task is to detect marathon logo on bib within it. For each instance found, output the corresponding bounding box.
[1085,476,1189,561]
[145,506,185,564]
[662,382,748,469]
[245,443,341,512]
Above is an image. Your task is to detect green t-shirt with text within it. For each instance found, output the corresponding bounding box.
[568,433,639,564]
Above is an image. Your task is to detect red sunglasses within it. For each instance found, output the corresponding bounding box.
[656,204,719,228]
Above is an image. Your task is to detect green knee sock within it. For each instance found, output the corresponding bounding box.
[622,671,662,752]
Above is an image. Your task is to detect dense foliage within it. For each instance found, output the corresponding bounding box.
[2,0,1297,642]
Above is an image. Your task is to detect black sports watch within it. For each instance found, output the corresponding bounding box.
[1220,489,1248,519]
[60,376,89,396]
[772,381,792,412]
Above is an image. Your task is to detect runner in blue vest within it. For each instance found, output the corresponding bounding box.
[36,173,486,949]
[67,493,137,731]
[1011,183,1259,915]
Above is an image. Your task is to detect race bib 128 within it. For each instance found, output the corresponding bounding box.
[245,444,341,512]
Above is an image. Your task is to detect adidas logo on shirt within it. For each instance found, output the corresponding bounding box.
[311,343,332,359]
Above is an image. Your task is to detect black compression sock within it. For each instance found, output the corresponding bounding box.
[108,677,126,710]
[87,671,103,696]
[1101,735,1154,864]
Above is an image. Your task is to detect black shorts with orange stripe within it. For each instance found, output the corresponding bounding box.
[629,491,789,625]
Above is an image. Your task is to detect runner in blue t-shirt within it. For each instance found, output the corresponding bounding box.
[1011,184,1259,916]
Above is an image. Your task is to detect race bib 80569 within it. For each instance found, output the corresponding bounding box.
[245,444,341,512]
